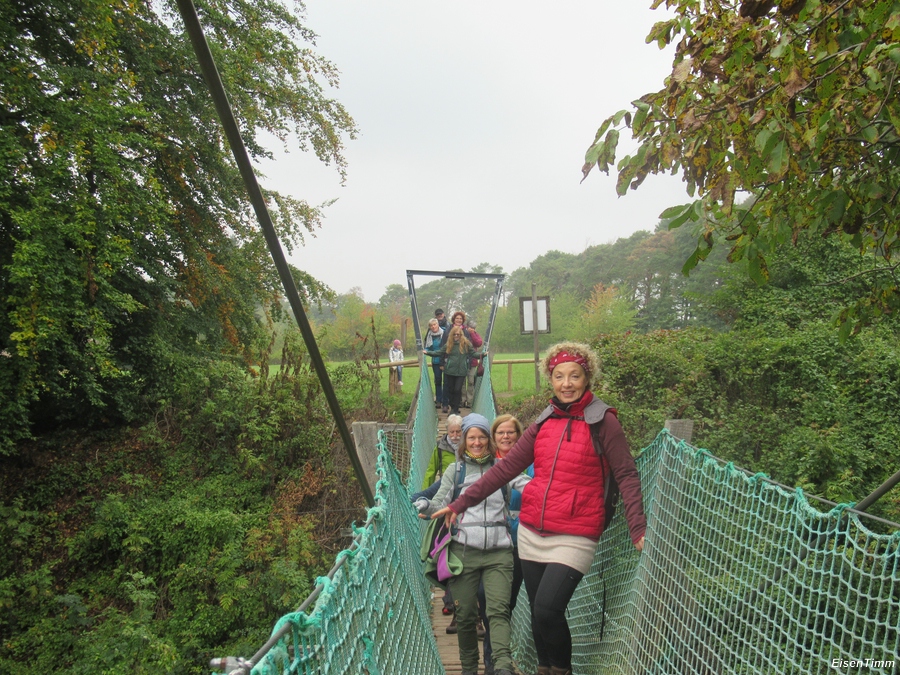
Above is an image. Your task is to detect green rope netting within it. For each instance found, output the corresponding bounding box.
[232,357,899,675]
[243,446,442,674]
[407,353,439,494]
[511,434,900,675]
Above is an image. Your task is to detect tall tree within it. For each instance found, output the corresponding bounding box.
[411,265,503,326]
[582,0,900,334]
[378,283,408,311]
[572,284,637,341]
[572,230,650,301]
[0,0,356,451]
[317,288,390,360]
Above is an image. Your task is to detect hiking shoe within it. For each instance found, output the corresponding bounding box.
[435,401,441,408]
[446,616,457,634]
[442,404,449,413]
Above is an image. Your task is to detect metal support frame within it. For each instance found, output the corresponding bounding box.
[405,269,505,353]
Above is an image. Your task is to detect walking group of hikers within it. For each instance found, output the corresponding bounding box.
[412,338,648,675]
[388,308,483,413]
[423,308,484,414]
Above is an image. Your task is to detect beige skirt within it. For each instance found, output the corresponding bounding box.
[517,524,597,575]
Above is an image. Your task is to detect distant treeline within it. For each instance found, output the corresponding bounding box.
[307,220,888,358]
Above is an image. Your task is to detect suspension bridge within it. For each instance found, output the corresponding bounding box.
[209,354,899,675]
[170,3,900,672]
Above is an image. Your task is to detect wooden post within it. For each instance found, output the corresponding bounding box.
[350,421,381,496]
[664,419,694,443]
[400,317,408,349]
[508,362,513,392]
[388,362,398,395]
[532,282,540,393]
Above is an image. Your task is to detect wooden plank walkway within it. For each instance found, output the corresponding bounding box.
[437,402,470,432]
[430,588,466,674]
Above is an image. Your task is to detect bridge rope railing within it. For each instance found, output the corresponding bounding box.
[513,431,900,675]
[216,355,899,675]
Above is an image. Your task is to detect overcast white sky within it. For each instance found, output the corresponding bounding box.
[257,1,690,302]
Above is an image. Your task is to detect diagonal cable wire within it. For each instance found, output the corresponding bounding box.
[174,0,373,507]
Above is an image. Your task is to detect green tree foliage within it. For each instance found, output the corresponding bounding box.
[492,227,725,350]
[700,230,883,330]
[0,335,360,674]
[314,288,388,360]
[459,263,504,316]
[583,0,900,331]
[376,283,412,349]
[572,284,637,341]
[377,283,408,310]
[505,251,579,300]
[591,323,900,526]
[0,0,355,451]
[411,274,466,320]
[408,264,503,323]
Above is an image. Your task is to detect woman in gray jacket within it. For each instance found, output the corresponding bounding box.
[416,413,529,675]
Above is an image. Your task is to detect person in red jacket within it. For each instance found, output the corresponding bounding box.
[432,342,646,675]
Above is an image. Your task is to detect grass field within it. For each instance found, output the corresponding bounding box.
[269,352,547,399]
[373,352,545,396]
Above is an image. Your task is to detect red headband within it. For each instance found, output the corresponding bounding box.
[548,351,589,373]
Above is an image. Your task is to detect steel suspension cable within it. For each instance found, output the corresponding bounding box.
[174,0,374,507]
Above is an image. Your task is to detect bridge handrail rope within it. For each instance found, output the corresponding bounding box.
[217,511,375,674]
[210,359,445,675]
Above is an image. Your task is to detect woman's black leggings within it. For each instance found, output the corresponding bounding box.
[444,374,465,411]
[519,559,584,669]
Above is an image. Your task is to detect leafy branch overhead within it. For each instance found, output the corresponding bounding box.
[0,0,356,450]
[582,0,900,332]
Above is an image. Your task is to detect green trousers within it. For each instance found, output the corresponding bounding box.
[447,543,514,672]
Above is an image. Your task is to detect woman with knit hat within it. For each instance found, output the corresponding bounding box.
[415,413,530,675]
[432,342,647,675]
[479,414,527,675]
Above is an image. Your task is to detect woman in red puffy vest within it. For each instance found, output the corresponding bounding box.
[433,342,646,675]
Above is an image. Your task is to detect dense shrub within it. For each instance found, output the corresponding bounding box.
[0,341,366,674]
[591,325,900,524]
